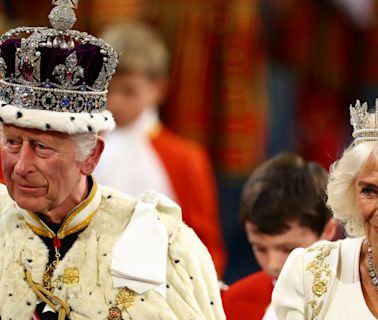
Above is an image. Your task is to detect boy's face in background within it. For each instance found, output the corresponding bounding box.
[107,72,165,126]
[245,221,319,281]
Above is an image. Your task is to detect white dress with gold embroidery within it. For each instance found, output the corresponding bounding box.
[272,238,376,320]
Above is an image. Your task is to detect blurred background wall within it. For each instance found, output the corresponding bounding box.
[2,0,378,284]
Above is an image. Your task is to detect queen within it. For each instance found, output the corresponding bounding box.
[272,101,378,319]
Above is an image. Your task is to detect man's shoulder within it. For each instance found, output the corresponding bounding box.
[97,186,210,253]
[101,188,217,278]
[98,186,184,230]
[99,185,137,208]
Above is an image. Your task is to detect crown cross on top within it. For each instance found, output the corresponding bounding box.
[49,0,78,31]
[52,0,78,9]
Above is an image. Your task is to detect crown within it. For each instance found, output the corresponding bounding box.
[0,0,118,134]
[350,100,378,144]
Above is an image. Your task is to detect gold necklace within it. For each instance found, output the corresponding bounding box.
[42,237,62,292]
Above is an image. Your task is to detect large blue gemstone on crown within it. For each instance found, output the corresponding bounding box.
[60,96,71,108]
[87,99,94,109]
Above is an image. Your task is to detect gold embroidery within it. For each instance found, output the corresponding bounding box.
[115,287,135,310]
[62,267,80,284]
[312,279,328,296]
[305,244,334,320]
[307,300,324,319]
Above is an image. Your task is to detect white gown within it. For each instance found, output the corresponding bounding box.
[272,237,376,319]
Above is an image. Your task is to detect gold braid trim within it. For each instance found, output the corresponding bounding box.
[25,270,70,320]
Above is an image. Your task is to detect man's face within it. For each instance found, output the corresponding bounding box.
[107,72,163,126]
[245,221,319,281]
[1,125,84,214]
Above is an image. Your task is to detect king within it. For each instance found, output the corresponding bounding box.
[0,1,225,319]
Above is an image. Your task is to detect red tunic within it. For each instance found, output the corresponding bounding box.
[222,271,274,320]
[151,125,227,276]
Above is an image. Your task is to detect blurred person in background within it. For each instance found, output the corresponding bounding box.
[222,153,336,320]
[94,21,227,276]
[260,0,375,168]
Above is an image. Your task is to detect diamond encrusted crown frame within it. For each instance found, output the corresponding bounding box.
[350,100,378,144]
[0,0,118,134]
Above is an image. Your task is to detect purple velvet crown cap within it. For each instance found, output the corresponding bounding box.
[0,38,103,88]
[0,0,118,134]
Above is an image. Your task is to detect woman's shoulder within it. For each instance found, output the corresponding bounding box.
[272,238,364,319]
[280,238,362,294]
[277,237,363,278]
[277,240,341,273]
[301,237,362,257]
[304,237,363,261]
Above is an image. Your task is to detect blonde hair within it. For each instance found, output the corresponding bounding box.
[327,141,378,237]
[100,21,169,79]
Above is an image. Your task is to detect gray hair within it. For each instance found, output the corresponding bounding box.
[327,141,378,237]
[71,132,99,161]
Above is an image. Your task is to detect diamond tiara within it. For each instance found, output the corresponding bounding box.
[350,99,378,144]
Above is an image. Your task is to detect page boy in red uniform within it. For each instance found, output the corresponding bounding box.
[222,153,337,319]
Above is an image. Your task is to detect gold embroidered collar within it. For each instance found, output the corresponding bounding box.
[18,176,101,239]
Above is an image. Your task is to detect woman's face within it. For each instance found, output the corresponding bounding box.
[355,157,378,246]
